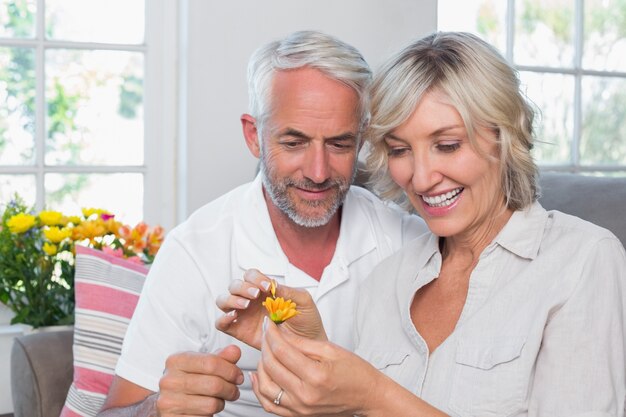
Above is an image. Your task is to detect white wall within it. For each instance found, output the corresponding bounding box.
[182,0,437,218]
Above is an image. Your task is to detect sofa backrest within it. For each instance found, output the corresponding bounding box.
[538,172,626,247]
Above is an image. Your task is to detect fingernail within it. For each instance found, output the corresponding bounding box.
[227,310,237,317]
[262,315,268,333]
[261,280,270,291]
[236,373,244,385]
[244,269,258,280]
[248,287,260,298]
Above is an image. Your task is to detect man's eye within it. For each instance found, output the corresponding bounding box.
[329,141,354,151]
[281,141,304,149]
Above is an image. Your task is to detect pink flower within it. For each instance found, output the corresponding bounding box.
[100,213,116,221]
[125,256,144,265]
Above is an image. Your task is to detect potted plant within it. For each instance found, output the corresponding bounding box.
[0,195,164,329]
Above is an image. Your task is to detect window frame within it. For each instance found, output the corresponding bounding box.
[0,0,178,230]
[439,0,626,175]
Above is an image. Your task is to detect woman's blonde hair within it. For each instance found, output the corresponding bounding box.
[366,31,539,211]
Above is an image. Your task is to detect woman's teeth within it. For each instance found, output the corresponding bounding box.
[421,188,463,207]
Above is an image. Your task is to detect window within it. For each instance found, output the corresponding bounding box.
[0,0,177,227]
[438,0,626,176]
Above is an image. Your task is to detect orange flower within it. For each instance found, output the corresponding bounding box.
[120,222,149,253]
[146,226,164,256]
[72,220,107,242]
[262,280,299,324]
[262,296,299,324]
[103,218,123,236]
[270,279,277,297]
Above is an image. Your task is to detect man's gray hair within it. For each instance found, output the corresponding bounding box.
[247,30,372,140]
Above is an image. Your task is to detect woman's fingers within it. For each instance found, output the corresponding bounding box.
[251,360,297,416]
[261,320,304,384]
[264,320,330,382]
[258,322,369,416]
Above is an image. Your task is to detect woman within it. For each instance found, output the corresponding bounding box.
[217,32,626,417]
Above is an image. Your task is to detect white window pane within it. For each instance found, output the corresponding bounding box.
[583,0,626,72]
[521,71,575,165]
[0,175,36,206]
[0,0,36,38]
[45,173,143,225]
[438,0,507,53]
[0,46,36,165]
[45,49,144,166]
[46,0,144,44]
[581,76,626,165]
[514,0,575,68]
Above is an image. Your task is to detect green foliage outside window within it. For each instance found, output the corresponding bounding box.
[1,0,145,205]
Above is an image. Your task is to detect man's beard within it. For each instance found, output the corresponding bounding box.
[259,149,356,228]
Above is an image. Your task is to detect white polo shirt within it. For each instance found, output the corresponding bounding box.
[355,202,626,417]
[116,174,426,417]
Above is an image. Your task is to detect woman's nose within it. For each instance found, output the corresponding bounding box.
[411,154,443,193]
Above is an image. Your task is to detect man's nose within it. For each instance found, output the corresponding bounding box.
[303,144,331,184]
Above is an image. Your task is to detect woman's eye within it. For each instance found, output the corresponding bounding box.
[387,147,409,157]
[437,142,460,153]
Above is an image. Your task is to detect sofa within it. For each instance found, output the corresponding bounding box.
[10,172,626,417]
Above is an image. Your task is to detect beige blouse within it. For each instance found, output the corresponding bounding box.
[356,202,626,417]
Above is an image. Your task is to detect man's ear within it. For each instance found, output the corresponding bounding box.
[241,114,261,158]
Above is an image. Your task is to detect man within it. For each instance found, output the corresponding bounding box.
[98,30,426,417]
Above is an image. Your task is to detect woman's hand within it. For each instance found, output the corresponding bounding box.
[215,269,327,350]
[249,319,384,417]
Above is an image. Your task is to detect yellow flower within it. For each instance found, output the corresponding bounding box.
[67,216,82,225]
[44,227,72,243]
[7,213,36,234]
[81,207,109,219]
[42,242,58,256]
[38,210,65,226]
[262,296,299,324]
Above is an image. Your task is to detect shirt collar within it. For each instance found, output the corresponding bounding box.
[397,202,549,291]
[233,175,377,277]
[333,187,377,266]
[396,202,548,329]
[233,174,288,276]
[493,201,548,260]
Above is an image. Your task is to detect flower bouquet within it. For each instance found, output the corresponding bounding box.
[0,196,164,328]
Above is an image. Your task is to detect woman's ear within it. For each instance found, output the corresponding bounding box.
[241,114,261,158]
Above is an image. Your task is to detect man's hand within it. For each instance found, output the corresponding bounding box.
[156,345,244,416]
[215,269,327,350]
[99,345,244,417]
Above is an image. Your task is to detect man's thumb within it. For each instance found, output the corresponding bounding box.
[214,344,242,364]
[276,285,313,306]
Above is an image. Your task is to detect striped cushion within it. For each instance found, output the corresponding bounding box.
[60,245,148,417]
